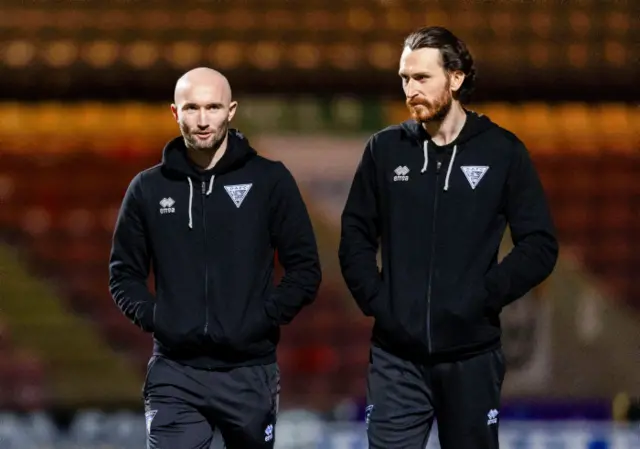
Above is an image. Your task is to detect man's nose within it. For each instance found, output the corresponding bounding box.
[405,79,421,99]
[197,110,209,128]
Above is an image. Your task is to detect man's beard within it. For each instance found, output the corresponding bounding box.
[406,86,453,124]
[181,120,228,151]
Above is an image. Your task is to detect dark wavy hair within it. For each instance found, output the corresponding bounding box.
[403,26,477,104]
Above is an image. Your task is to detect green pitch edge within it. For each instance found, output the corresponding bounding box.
[0,244,142,407]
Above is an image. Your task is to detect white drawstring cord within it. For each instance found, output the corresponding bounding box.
[444,145,457,191]
[420,140,429,173]
[187,177,193,229]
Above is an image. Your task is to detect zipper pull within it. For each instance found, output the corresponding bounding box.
[436,161,442,174]
[201,181,206,194]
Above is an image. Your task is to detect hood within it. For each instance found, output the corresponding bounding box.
[161,128,257,179]
[400,110,497,191]
[160,129,257,230]
[400,109,496,147]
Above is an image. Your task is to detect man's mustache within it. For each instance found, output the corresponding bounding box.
[406,98,430,107]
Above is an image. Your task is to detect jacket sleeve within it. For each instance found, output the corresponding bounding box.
[265,163,322,325]
[108,172,155,332]
[485,141,559,310]
[338,137,382,316]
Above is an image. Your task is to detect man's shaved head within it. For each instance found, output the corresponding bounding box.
[171,67,238,154]
[173,67,233,106]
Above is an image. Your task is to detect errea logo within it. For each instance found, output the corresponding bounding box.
[159,197,175,214]
[264,424,273,442]
[393,166,410,182]
[487,409,499,425]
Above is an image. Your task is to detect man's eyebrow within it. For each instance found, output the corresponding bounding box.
[181,102,224,109]
[398,71,431,77]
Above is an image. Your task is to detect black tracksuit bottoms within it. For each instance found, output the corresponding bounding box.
[143,355,280,449]
[365,344,506,449]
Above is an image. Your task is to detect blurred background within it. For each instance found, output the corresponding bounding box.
[0,0,638,447]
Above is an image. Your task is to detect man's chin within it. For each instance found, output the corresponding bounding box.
[188,137,215,150]
[408,106,431,123]
[409,111,434,124]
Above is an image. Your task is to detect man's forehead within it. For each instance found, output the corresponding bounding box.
[175,83,230,105]
[399,47,442,71]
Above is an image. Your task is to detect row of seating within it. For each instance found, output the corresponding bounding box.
[4,1,632,34]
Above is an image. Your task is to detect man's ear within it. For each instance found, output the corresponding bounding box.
[170,104,179,122]
[228,101,238,122]
[449,71,466,94]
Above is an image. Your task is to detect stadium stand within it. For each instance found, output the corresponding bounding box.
[0,0,635,100]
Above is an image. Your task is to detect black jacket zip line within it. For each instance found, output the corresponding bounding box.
[426,159,443,353]
[202,179,209,336]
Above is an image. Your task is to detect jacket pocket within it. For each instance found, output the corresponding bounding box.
[153,299,189,349]
[482,275,504,316]
[431,279,491,350]
[484,267,509,313]
[152,300,173,347]
[222,301,278,355]
[242,307,277,343]
[370,289,415,346]
[464,279,491,320]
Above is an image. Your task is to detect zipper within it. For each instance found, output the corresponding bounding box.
[202,180,209,335]
[425,159,442,354]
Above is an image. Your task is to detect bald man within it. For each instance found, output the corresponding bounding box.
[109,67,322,448]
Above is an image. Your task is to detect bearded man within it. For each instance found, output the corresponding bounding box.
[339,26,558,449]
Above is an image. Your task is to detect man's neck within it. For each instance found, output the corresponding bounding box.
[186,135,228,171]
[423,103,467,146]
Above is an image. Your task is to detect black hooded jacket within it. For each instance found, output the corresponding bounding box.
[109,130,321,369]
[339,110,558,362]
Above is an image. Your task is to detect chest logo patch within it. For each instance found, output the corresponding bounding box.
[393,166,410,182]
[460,166,489,190]
[224,183,252,208]
[159,197,175,214]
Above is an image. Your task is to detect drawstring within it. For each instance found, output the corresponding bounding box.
[444,145,457,191]
[420,141,428,173]
[420,141,458,191]
[187,177,194,229]
[186,175,214,229]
